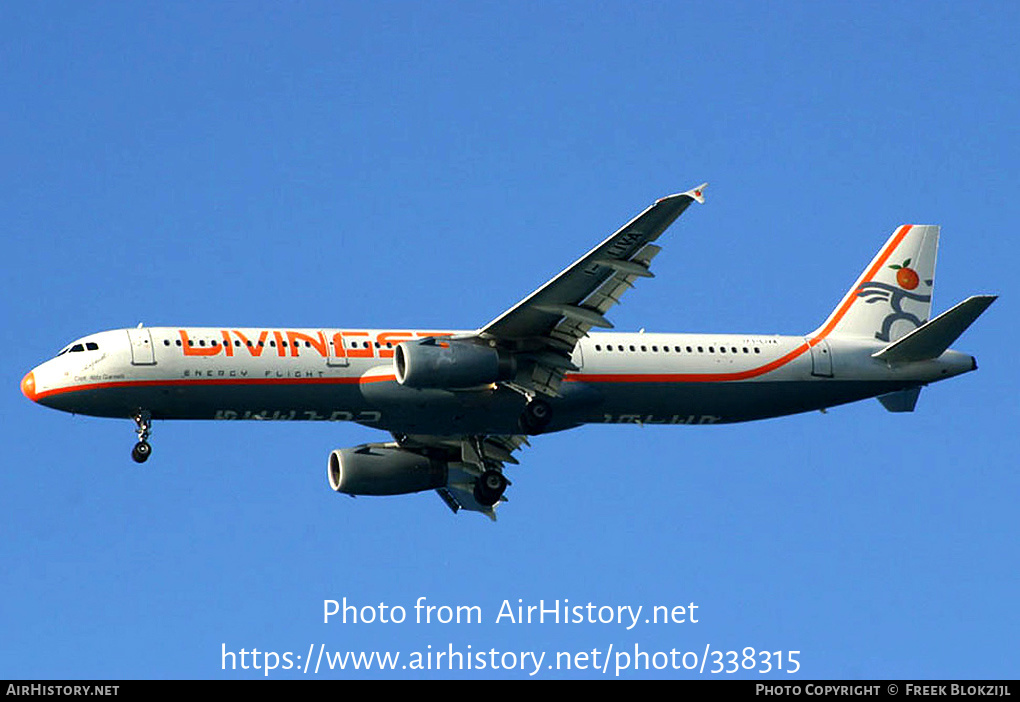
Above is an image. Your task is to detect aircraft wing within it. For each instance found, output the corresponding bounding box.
[389,186,706,517]
[477,184,706,396]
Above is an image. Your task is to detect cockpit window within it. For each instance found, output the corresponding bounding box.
[58,341,99,356]
[59,340,99,353]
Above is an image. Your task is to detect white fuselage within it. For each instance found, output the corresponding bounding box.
[22,325,975,435]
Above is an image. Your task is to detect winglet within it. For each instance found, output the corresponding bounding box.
[683,182,707,204]
[656,183,707,206]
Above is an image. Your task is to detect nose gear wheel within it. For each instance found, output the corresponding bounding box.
[131,411,153,464]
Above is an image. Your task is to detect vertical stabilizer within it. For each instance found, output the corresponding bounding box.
[812,225,939,343]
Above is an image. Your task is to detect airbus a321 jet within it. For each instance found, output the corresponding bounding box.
[21,185,996,518]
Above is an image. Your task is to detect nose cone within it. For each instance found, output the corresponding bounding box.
[21,370,37,402]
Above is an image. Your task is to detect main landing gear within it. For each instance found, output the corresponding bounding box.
[473,469,508,507]
[131,411,152,464]
[518,398,552,435]
[466,436,510,508]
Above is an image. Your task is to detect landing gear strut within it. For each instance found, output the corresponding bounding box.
[131,411,152,464]
[518,398,552,435]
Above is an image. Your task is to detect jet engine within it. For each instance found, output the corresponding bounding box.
[393,338,515,389]
[327,444,448,496]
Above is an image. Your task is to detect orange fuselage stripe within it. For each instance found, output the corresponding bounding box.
[32,374,398,401]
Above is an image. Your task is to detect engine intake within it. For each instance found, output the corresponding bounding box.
[394,338,514,389]
[327,444,448,496]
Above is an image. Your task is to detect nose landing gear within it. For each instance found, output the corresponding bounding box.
[131,411,152,464]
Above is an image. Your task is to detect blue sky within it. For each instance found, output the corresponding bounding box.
[2,2,1017,679]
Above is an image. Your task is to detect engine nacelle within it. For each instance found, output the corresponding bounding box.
[327,444,448,496]
[393,338,514,389]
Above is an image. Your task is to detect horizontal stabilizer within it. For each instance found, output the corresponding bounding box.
[872,295,997,363]
[878,387,922,413]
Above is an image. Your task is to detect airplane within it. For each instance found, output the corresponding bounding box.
[20,184,996,519]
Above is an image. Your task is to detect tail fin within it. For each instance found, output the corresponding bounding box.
[812,225,939,342]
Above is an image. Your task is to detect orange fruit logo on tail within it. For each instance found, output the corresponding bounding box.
[889,259,919,290]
